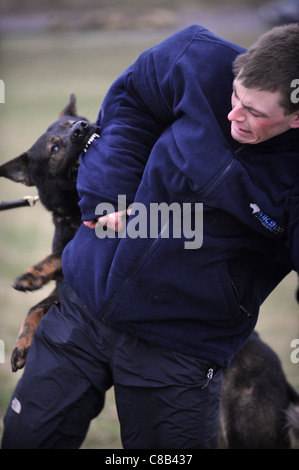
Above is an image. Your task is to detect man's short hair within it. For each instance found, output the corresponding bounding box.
[233,24,299,115]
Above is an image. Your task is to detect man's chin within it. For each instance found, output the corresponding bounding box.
[231,123,257,144]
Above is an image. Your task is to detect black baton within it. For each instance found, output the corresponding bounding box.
[0,195,39,211]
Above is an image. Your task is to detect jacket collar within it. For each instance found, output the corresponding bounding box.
[242,128,299,155]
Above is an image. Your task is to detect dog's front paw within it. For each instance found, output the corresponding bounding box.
[10,290,58,371]
[13,254,63,292]
[11,323,35,371]
[11,342,29,372]
[13,271,47,291]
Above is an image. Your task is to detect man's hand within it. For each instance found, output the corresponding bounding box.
[84,208,131,232]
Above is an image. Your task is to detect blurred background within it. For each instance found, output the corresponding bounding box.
[0,0,298,449]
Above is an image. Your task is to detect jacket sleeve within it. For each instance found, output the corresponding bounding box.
[132,28,244,195]
[77,26,244,220]
[77,28,200,220]
[77,64,171,221]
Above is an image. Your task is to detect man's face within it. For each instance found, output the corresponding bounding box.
[228,78,299,144]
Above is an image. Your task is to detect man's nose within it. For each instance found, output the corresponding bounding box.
[228,103,245,122]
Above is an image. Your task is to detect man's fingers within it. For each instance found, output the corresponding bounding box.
[84,209,129,232]
[100,210,127,232]
[83,220,98,229]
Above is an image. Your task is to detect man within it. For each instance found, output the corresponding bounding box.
[2,24,299,449]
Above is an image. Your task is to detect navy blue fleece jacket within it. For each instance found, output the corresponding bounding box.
[62,26,299,368]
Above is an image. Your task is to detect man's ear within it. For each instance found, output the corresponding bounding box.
[290,112,299,129]
[0,152,34,186]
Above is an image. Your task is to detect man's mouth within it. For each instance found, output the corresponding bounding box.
[83,132,100,154]
[232,122,252,135]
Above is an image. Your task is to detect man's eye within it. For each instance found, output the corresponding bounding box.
[249,111,261,118]
[50,145,59,155]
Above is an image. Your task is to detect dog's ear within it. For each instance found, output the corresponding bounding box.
[0,152,34,186]
[59,93,77,118]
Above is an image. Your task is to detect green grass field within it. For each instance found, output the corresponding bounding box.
[0,20,298,449]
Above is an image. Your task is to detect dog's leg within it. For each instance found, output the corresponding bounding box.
[13,253,62,292]
[11,288,59,371]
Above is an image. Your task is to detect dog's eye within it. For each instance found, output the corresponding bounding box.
[50,145,59,155]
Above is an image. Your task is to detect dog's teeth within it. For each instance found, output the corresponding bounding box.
[83,133,100,154]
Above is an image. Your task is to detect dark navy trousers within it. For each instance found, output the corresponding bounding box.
[2,280,223,449]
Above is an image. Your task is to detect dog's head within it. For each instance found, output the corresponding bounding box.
[0,94,100,186]
[0,94,100,213]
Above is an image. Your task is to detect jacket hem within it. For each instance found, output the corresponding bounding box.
[105,321,235,369]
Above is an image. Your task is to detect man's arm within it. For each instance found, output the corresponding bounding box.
[77,65,170,222]
[78,26,244,223]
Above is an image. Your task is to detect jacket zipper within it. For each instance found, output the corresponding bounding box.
[202,368,214,389]
[231,279,252,317]
[193,158,235,201]
[101,158,236,322]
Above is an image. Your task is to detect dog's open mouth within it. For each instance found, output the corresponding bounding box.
[70,132,100,181]
[83,132,100,154]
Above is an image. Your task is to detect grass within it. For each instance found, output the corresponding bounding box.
[0,16,298,450]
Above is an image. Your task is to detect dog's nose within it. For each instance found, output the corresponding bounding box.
[71,121,89,139]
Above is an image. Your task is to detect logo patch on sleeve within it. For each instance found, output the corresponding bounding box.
[250,203,284,235]
[11,397,22,414]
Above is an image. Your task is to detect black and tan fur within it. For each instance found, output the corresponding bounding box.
[0,94,99,371]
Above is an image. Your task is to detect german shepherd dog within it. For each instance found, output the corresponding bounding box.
[0,95,298,449]
[0,94,100,371]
